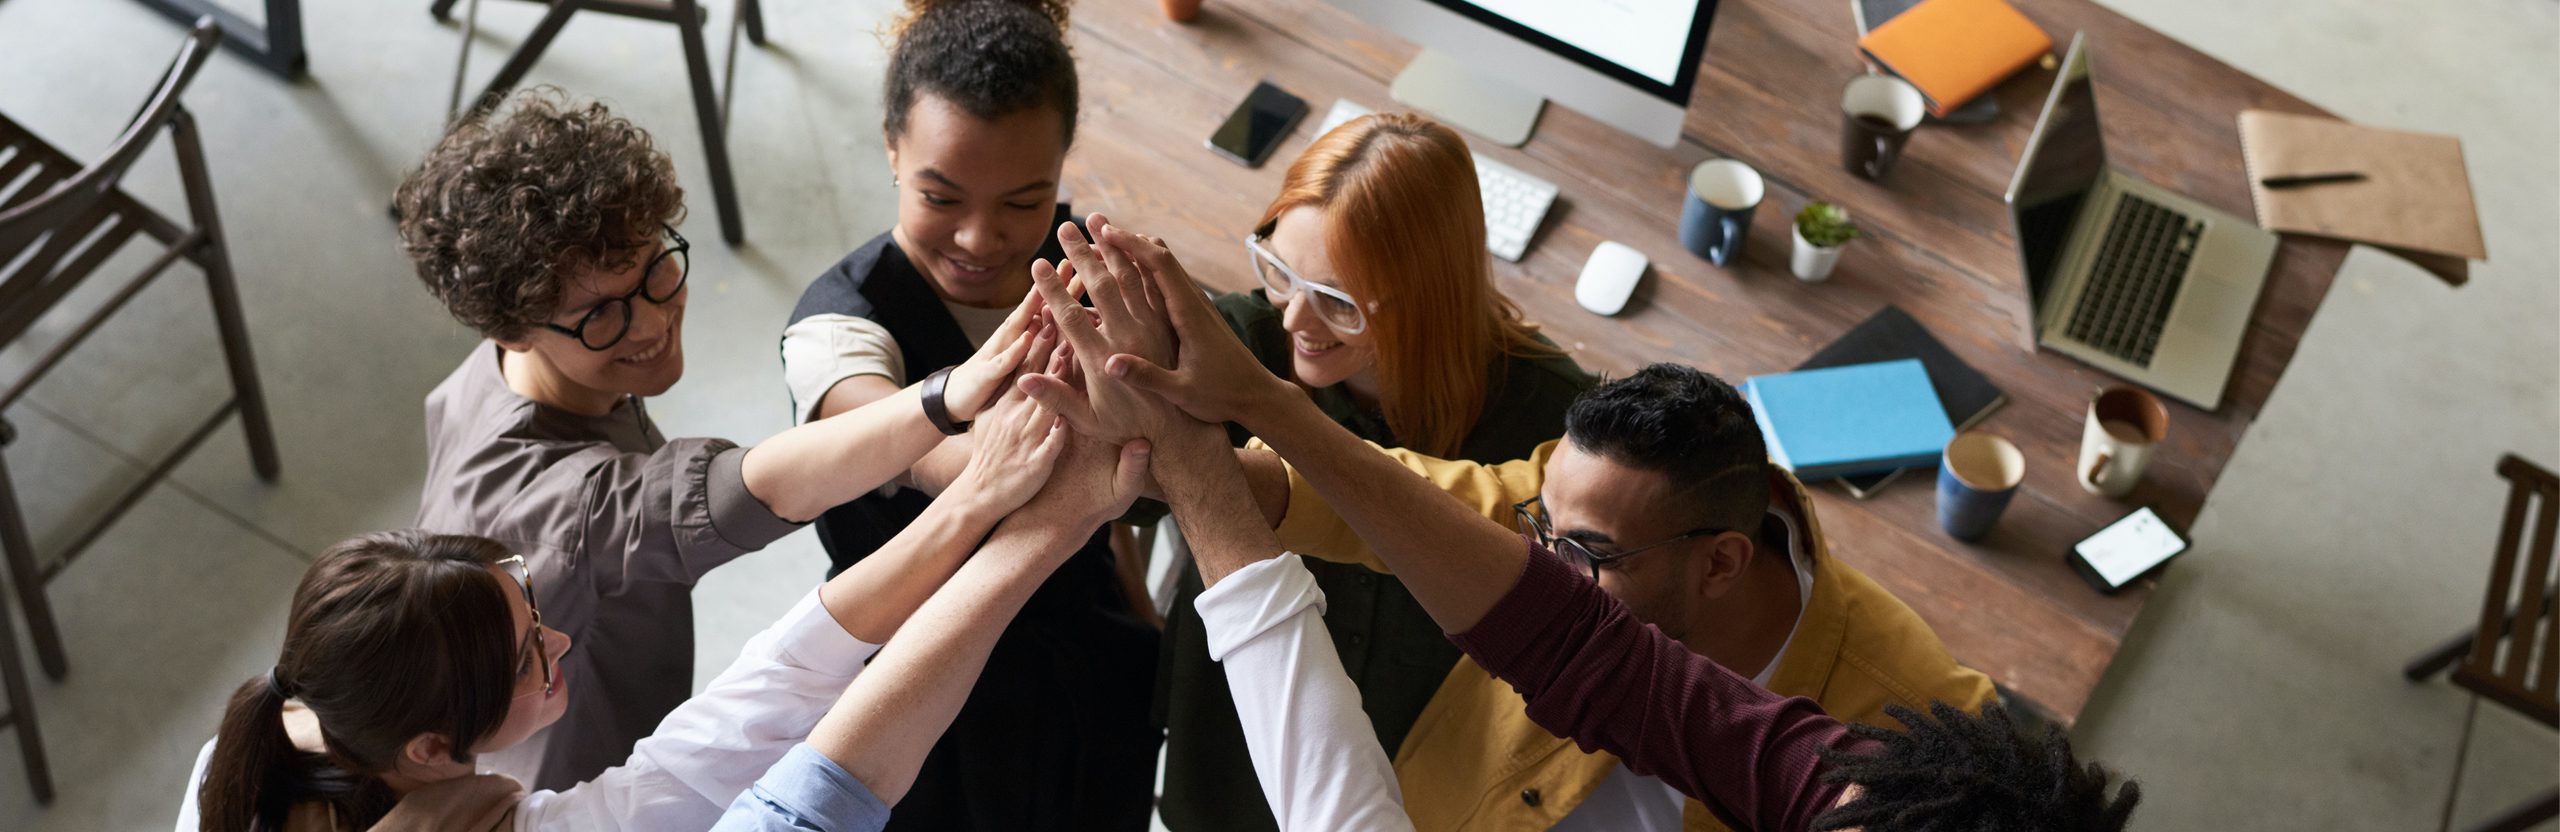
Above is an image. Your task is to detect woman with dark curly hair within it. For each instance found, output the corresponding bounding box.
[390,89,1051,793]
[780,1,1162,830]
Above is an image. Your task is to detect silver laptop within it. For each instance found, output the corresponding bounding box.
[2004,33,2276,410]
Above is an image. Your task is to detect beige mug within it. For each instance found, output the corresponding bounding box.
[2077,386,2168,498]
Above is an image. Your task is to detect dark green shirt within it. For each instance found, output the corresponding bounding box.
[1155,290,1598,832]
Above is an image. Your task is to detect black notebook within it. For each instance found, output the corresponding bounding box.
[1796,306,2007,498]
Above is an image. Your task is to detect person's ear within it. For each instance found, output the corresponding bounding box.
[884,141,901,186]
[1692,532,1756,600]
[403,731,461,769]
[494,335,536,354]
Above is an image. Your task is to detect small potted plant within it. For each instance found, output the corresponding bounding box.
[1791,202,1858,282]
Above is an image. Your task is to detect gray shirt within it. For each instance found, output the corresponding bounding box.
[416,343,805,790]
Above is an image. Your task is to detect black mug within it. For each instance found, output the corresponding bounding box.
[1678,159,1763,267]
[1841,74,1925,180]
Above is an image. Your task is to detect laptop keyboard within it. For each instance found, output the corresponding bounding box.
[2064,195,2204,367]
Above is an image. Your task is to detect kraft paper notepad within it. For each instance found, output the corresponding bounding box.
[2238,110,2485,286]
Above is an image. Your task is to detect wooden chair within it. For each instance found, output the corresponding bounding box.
[2405,454,2559,832]
[432,0,765,245]
[0,20,284,804]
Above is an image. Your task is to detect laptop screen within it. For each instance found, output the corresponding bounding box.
[2006,35,2106,315]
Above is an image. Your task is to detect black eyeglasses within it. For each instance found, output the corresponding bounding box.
[541,225,690,351]
[497,555,554,697]
[1512,496,1726,580]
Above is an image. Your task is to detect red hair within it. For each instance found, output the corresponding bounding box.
[1257,112,1554,457]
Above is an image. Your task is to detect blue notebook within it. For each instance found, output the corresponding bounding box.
[1743,359,1955,481]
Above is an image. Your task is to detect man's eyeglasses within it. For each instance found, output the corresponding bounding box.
[1245,231,1368,335]
[542,225,690,351]
[496,555,554,697]
[1512,496,1726,580]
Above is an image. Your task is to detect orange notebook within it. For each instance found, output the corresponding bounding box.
[1857,0,2053,117]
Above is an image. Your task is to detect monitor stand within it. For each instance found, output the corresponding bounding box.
[1389,49,1544,147]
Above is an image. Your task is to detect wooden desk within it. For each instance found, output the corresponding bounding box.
[1065,0,2347,727]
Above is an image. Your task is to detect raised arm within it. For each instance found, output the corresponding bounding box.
[787,430,1149,809]
[742,289,1047,522]
[1083,223,1527,633]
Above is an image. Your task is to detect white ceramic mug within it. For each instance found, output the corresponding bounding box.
[2077,386,2169,498]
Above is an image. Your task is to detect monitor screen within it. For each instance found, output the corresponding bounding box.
[1430,0,1717,103]
[2010,42,2106,306]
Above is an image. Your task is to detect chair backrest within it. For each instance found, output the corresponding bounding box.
[2455,453,2560,727]
[0,18,221,298]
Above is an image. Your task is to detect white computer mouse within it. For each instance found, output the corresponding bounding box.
[1575,241,1648,316]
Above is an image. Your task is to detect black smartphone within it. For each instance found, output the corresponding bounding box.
[1207,81,1308,168]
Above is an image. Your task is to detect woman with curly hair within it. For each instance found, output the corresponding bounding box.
[390,89,1050,793]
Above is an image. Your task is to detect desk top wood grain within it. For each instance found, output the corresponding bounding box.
[1063,0,2348,726]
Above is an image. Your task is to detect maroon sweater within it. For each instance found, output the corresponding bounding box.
[1448,540,1876,832]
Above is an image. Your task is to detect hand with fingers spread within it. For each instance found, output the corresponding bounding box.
[945,357,1070,518]
[941,289,1050,422]
[1088,222,1302,430]
[1018,215,1193,443]
[1008,432,1155,540]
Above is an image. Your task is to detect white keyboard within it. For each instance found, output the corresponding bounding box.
[1318,98,1557,262]
[1475,155,1556,262]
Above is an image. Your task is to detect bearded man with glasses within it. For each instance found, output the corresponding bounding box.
[1206,361,2002,832]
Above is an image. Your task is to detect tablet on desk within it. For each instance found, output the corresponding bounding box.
[2069,507,2188,594]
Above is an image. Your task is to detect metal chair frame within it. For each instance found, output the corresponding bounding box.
[0,18,286,803]
[2406,454,2560,832]
[433,0,765,245]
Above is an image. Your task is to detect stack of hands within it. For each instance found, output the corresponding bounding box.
[944,212,1302,557]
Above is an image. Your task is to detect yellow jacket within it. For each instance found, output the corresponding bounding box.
[1265,439,1999,832]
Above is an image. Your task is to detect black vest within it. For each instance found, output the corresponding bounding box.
[784,214,1160,831]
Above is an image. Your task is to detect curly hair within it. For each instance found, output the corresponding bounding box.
[883,0,1078,147]
[394,89,685,342]
[1814,702,2141,832]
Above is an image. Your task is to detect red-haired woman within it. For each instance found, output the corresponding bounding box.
[1155,112,1598,832]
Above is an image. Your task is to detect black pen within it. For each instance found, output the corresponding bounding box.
[2260,172,2367,189]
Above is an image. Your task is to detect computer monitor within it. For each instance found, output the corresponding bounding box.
[1325,0,1719,149]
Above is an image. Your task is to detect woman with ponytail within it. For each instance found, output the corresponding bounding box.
[782,1,1162,829]
[177,375,1120,831]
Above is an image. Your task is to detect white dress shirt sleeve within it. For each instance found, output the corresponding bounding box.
[513,588,881,831]
[1195,554,1417,832]
[781,314,905,425]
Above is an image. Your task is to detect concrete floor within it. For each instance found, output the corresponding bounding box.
[0,0,2550,829]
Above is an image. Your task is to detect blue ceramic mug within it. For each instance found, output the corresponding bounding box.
[1678,158,1764,266]
[1937,432,2025,542]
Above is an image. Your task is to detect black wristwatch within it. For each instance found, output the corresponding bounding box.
[920,366,971,436]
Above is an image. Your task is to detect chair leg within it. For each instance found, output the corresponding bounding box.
[0,455,66,682]
[739,0,766,46]
[673,0,744,244]
[2406,629,2476,681]
[2460,788,2557,832]
[172,110,282,482]
[2437,694,2482,832]
[0,541,54,805]
[466,0,581,117]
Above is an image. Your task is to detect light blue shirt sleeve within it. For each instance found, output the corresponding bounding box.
[709,744,891,832]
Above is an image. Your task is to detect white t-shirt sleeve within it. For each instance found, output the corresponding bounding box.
[781,314,906,425]
[1195,554,1416,832]
[175,738,214,831]
[513,589,881,831]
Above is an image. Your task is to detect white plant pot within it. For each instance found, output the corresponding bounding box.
[1791,225,1845,282]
